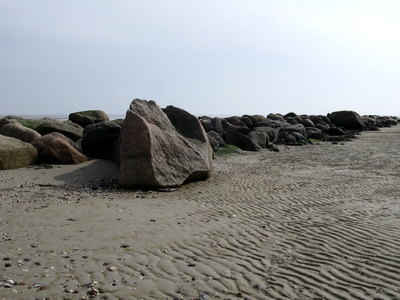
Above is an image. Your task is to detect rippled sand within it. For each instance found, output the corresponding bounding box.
[1,126,400,299]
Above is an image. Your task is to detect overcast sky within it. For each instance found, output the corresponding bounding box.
[1,0,400,117]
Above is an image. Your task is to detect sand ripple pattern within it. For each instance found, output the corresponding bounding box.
[1,128,400,299]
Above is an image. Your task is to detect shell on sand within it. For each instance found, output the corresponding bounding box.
[0,127,400,299]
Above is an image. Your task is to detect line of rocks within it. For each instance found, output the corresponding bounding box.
[1,100,399,189]
[200,111,399,152]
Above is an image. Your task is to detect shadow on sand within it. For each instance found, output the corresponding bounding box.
[53,159,119,189]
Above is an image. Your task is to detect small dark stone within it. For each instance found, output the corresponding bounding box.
[4,263,12,267]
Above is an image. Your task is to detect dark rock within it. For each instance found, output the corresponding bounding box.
[278,131,297,144]
[267,113,284,120]
[243,115,267,124]
[0,135,38,170]
[327,110,365,130]
[81,121,121,159]
[207,131,226,147]
[211,117,225,134]
[225,123,251,135]
[224,131,261,151]
[31,132,89,164]
[306,127,324,140]
[35,120,83,142]
[239,116,254,128]
[325,127,346,136]
[290,132,308,144]
[164,106,208,143]
[253,126,280,142]
[284,112,297,118]
[301,118,315,127]
[207,134,220,152]
[118,99,212,189]
[199,118,213,132]
[315,123,331,131]
[280,124,308,138]
[69,110,110,128]
[247,131,269,148]
[225,116,248,127]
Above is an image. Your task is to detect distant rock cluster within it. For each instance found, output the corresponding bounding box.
[0,99,398,189]
[200,111,399,152]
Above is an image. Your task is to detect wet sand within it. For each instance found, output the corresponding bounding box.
[1,126,400,299]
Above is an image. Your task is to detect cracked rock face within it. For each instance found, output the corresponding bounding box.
[118,99,212,189]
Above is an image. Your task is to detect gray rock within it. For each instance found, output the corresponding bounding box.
[0,121,41,143]
[35,120,83,142]
[0,135,38,170]
[69,110,110,128]
[280,124,308,139]
[224,130,261,151]
[199,118,213,132]
[247,131,269,148]
[278,131,297,144]
[118,99,212,189]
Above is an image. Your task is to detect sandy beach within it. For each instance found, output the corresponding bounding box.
[1,125,400,300]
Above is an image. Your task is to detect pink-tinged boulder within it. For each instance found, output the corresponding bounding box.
[118,99,212,189]
[31,132,89,164]
[0,135,38,170]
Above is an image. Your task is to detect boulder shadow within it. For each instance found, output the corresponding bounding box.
[53,159,119,189]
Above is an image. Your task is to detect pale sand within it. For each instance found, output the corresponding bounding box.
[1,126,400,300]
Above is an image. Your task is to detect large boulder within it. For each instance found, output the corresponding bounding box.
[224,131,262,151]
[81,121,121,159]
[31,132,89,164]
[280,124,308,139]
[278,131,297,144]
[243,114,267,125]
[0,135,38,170]
[327,110,365,130]
[211,117,225,134]
[247,131,269,148]
[0,121,41,143]
[35,120,83,141]
[225,116,248,127]
[253,126,280,142]
[118,99,212,189]
[69,110,110,128]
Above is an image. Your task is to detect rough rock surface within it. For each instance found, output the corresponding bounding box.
[328,110,365,130]
[0,121,41,143]
[81,121,121,159]
[31,132,89,164]
[0,135,38,170]
[224,131,262,151]
[69,110,110,128]
[118,99,212,189]
[36,120,83,141]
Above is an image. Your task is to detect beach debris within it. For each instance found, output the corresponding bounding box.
[158,187,178,192]
[31,242,38,248]
[87,287,100,298]
[120,243,130,248]
[198,293,210,300]
[106,265,118,272]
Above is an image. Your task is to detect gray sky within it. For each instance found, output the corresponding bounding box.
[1,0,400,117]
